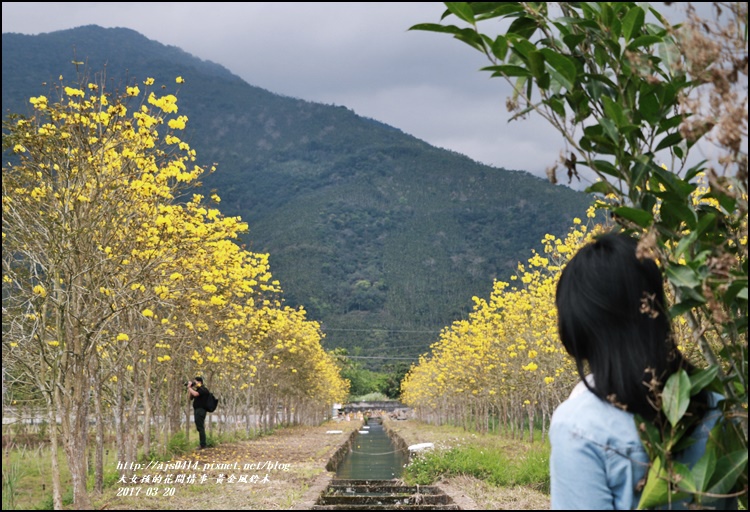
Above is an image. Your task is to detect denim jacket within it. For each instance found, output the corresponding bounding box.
[550,378,729,510]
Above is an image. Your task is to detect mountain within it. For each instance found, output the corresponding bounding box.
[2,25,594,367]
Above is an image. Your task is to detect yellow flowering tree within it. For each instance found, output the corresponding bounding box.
[3,74,270,506]
[2,74,208,508]
[3,71,354,508]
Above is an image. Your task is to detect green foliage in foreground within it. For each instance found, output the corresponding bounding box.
[412,2,747,507]
[404,442,550,493]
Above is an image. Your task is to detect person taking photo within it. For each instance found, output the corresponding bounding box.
[187,376,209,450]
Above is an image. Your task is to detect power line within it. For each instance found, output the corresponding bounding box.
[329,341,433,350]
[321,328,441,334]
[344,355,418,360]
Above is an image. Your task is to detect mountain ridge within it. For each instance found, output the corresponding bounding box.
[2,25,594,366]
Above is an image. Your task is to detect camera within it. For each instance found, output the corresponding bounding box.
[185,380,194,387]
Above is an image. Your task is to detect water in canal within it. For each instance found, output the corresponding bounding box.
[335,419,408,480]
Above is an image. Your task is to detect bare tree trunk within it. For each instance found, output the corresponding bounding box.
[115,374,126,473]
[143,360,153,459]
[528,407,534,444]
[93,373,105,493]
[171,380,183,440]
[61,388,92,509]
[250,386,255,436]
[125,361,139,466]
[57,317,93,509]
[48,390,63,510]
[184,395,192,444]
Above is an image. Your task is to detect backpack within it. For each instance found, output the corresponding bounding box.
[205,390,219,413]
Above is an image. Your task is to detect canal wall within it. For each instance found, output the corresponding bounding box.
[325,421,363,472]
[324,415,410,473]
[382,418,410,458]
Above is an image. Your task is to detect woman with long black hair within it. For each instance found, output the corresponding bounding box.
[550,232,731,510]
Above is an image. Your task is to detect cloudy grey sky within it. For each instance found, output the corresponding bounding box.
[2,2,713,189]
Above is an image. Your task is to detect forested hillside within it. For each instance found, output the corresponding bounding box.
[2,25,594,365]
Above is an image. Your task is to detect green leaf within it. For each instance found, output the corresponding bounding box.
[507,15,539,39]
[731,380,746,398]
[557,15,600,31]
[602,96,628,128]
[491,35,508,60]
[474,3,525,19]
[510,37,538,60]
[662,369,691,427]
[665,264,702,289]
[585,181,613,195]
[637,457,670,509]
[568,89,592,123]
[675,284,708,304]
[669,298,703,318]
[635,414,662,456]
[658,199,697,230]
[657,114,684,135]
[528,50,548,88]
[444,2,475,24]
[483,64,530,78]
[689,366,719,396]
[691,445,718,492]
[673,230,698,260]
[708,449,748,496]
[610,17,623,41]
[659,37,681,75]
[631,158,651,190]
[673,461,697,493]
[613,206,653,227]
[594,44,610,68]
[628,35,662,50]
[585,79,610,103]
[652,164,696,199]
[591,159,623,179]
[409,22,461,34]
[723,279,748,303]
[673,143,684,159]
[539,49,577,90]
[582,124,619,154]
[547,97,566,118]
[638,92,660,124]
[408,23,485,52]
[562,33,586,51]
[600,117,619,143]
[655,132,683,151]
[693,211,716,237]
[622,6,646,41]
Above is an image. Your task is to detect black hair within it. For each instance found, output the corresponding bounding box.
[555,232,695,421]
[195,376,203,383]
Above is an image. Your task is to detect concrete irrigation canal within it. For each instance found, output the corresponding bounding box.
[335,416,408,480]
[313,479,460,510]
[304,415,461,510]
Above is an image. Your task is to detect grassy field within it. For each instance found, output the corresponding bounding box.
[385,418,551,509]
[2,430,124,510]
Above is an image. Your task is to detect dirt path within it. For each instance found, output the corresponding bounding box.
[93,417,550,510]
[95,420,362,510]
